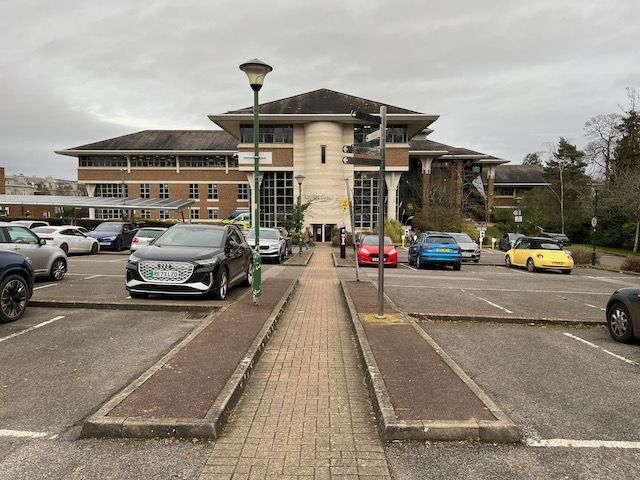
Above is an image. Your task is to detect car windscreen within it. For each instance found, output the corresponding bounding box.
[32,227,57,234]
[425,236,456,244]
[530,240,562,250]
[137,229,165,239]
[246,229,279,240]
[361,235,392,246]
[452,234,473,243]
[94,223,123,232]
[154,227,224,248]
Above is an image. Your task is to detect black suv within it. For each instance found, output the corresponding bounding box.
[126,224,253,300]
[0,250,35,323]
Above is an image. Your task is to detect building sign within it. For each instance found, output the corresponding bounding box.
[237,152,273,165]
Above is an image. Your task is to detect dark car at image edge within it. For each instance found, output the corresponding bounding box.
[0,250,35,323]
[606,287,640,343]
[126,224,253,300]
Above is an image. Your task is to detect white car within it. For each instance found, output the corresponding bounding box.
[130,227,167,251]
[11,220,50,230]
[32,225,99,255]
[245,228,287,263]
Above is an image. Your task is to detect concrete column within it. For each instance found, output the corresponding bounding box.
[454,161,463,210]
[85,184,96,220]
[486,165,496,213]
[419,158,433,212]
[384,172,402,220]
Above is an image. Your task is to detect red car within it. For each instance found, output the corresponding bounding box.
[357,235,398,268]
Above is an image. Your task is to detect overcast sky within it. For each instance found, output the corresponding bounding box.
[1,0,638,179]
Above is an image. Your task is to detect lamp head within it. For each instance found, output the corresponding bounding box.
[239,58,273,91]
[295,174,306,185]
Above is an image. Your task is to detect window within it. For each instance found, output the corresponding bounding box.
[237,183,249,200]
[353,124,407,143]
[239,125,293,143]
[180,155,228,168]
[321,145,326,164]
[208,208,219,220]
[189,183,199,199]
[96,209,123,220]
[140,210,150,219]
[495,187,515,196]
[159,184,169,199]
[95,183,127,197]
[130,155,176,168]
[190,208,200,220]
[79,155,127,168]
[140,183,150,198]
[159,209,169,220]
[5,226,39,245]
[354,172,380,229]
[259,172,293,228]
[208,184,218,200]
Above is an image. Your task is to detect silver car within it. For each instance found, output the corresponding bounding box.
[0,223,67,280]
[246,228,287,263]
[448,232,481,263]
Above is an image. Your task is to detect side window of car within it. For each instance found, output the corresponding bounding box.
[60,229,73,236]
[0,228,10,243]
[7,226,39,245]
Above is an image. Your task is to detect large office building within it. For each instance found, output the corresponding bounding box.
[57,89,539,241]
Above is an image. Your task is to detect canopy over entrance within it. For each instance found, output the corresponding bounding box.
[0,195,194,211]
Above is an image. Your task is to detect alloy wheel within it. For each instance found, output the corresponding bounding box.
[52,259,66,280]
[247,263,253,285]
[610,307,629,338]
[1,279,27,321]
[219,270,228,299]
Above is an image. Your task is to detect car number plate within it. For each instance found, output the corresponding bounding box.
[151,270,180,279]
[371,256,378,261]
[99,242,111,246]
[462,252,472,257]
[436,248,450,252]
[552,261,564,265]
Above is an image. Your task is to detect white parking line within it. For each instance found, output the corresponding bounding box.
[32,284,56,291]
[0,429,50,439]
[385,284,609,295]
[0,316,65,343]
[563,332,640,366]
[66,273,121,278]
[586,275,640,286]
[462,290,513,313]
[399,263,417,271]
[83,275,102,280]
[585,303,606,311]
[526,438,640,449]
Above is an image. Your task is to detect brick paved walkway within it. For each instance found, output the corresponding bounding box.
[199,247,391,480]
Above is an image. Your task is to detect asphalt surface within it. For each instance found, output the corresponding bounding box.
[338,248,640,322]
[383,320,640,479]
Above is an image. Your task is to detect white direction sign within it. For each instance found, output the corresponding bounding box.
[365,129,381,142]
[515,215,523,223]
[513,209,522,216]
[591,216,598,228]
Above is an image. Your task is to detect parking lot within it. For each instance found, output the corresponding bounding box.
[339,247,640,322]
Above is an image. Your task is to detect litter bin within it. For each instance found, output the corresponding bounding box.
[340,227,347,259]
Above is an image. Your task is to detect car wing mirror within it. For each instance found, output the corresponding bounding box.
[39,238,46,246]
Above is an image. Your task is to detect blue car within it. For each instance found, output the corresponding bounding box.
[0,250,34,323]
[87,222,138,251]
[408,232,462,270]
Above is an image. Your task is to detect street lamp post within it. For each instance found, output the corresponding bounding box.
[295,174,305,255]
[239,58,273,305]
[591,187,599,266]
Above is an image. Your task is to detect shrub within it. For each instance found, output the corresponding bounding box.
[569,245,595,265]
[622,256,640,273]
[373,219,404,243]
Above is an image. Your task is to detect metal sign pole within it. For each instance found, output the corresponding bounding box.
[377,106,386,318]
[345,178,360,282]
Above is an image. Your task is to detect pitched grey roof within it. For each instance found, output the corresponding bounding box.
[226,88,421,115]
[65,130,238,151]
[409,139,487,156]
[493,165,547,184]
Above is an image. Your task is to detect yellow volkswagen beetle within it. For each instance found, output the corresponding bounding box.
[505,236,574,274]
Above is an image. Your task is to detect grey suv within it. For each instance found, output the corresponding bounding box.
[0,223,67,280]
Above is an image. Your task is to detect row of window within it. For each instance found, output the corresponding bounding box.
[79,155,239,168]
[239,125,294,144]
[353,124,408,144]
[96,208,220,220]
[94,183,249,200]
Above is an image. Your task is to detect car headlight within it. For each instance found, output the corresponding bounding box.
[104,236,116,241]
[129,253,141,264]
[195,258,218,266]
[389,249,397,255]
[360,248,370,255]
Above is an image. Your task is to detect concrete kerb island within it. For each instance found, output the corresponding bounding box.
[411,312,607,327]
[283,248,314,266]
[81,278,298,439]
[340,279,520,443]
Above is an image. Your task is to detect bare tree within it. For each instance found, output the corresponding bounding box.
[584,113,622,179]
[605,168,640,252]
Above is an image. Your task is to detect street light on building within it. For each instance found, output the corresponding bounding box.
[239,58,273,305]
[295,174,305,255]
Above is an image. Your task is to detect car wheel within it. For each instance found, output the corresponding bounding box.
[129,291,148,299]
[49,258,67,281]
[115,238,123,251]
[505,255,512,268]
[473,259,480,263]
[212,267,229,300]
[453,262,462,271]
[90,243,99,255]
[607,302,634,343]
[417,258,423,269]
[526,258,537,272]
[60,243,69,254]
[0,274,29,323]
[241,261,253,287]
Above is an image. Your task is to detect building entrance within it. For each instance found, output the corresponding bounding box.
[311,224,336,243]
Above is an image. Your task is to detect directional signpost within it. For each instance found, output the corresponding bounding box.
[345,107,387,317]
